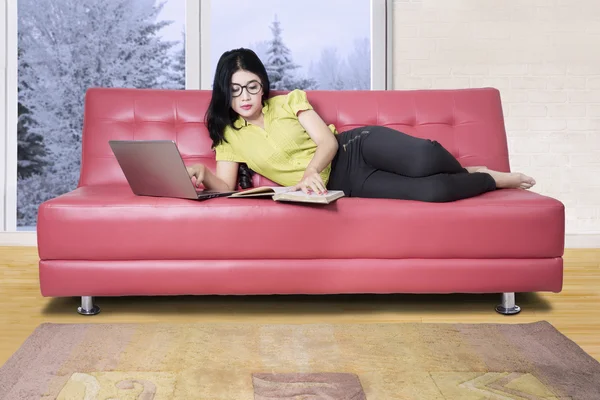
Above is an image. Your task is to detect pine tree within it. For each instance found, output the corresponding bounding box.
[264,15,316,90]
[17,102,49,179]
[265,15,298,90]
[17,43,49,179]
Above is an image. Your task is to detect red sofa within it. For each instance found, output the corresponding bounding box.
[37,87,565,316]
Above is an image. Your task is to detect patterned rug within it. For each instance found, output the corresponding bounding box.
[1,321,599,399]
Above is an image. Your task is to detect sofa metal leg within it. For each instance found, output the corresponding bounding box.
[495,292,521,315]
[77,296,100,316]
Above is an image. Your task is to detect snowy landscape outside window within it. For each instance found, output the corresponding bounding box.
[16,0,185,228]
[15,0,376,229]
[204,0,372,91]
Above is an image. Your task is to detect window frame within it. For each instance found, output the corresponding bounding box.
[1,0,392,239]
[2,0,18,234]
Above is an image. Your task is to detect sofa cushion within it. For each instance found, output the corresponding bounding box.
[37,185,564,261]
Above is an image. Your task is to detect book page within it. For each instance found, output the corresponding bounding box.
[230,186,294,197]
[271,186,295,194]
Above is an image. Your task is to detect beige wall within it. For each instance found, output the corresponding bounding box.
[392,0,600,236]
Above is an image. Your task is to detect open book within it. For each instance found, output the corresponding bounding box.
[229,186,345,204]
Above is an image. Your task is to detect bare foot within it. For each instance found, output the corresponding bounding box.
[477,167,536,189]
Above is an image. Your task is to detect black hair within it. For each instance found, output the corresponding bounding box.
[205,48,270,189]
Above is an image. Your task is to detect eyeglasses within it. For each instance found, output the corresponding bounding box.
[231,80,262,97]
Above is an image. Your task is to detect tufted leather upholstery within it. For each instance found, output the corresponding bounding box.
[37,87,565,300]
[78,87,511,187]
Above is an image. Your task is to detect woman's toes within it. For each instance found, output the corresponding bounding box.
[518,173,536,187]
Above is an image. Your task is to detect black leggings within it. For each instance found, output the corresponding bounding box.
[327,126,497,202]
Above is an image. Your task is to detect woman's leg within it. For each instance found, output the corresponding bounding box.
[359,126,536,189]
[359,126,466,177]
[355,170,497,202]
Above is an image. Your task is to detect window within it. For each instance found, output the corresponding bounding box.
[1,0,391,235]
[199,0,392,91]
[13,0,186,230]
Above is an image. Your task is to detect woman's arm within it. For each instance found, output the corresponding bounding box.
[188,161,239,191]
[298,109,339,175]
[290,109,339,194]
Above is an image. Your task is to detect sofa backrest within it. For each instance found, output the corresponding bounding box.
[79,87,510,187]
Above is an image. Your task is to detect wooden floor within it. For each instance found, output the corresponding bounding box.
[1,247,599,366]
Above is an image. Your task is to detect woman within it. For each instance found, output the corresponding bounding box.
[187,48,535,202]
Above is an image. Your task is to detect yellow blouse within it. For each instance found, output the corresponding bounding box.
[213,89,337,187]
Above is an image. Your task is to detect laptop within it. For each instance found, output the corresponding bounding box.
[108,140,237,200]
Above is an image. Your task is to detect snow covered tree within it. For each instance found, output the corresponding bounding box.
[346,37,371,90]
[17,0,181,226]
[17,43,49,179]
[265,15,298,90]
[293,77,318,90]
[17,102,49,179]
[309,38,370,90]
[264,15,315,90]
[309,47,348,90]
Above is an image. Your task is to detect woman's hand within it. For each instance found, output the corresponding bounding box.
[292,167,327,195]
[186,163,206,188]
